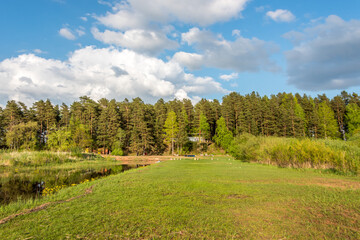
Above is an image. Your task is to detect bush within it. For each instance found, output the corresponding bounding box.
[228,133,260,162]
[111,148,124,156]
[70,147,83,158]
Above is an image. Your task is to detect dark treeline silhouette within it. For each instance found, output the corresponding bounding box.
[0,91,359,154]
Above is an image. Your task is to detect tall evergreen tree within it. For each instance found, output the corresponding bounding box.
[177,106,189,153]
[0,107,5,147]
[6,121,38,150]
[183,99,194,133]
[3,100,23,130]
[331,95,346,139]
[59,103,70,128]
[196,113,210,142]
[97,99,120,154]
[317,101,339,138]
[213,116,233,150]
[345,103,360,135]
[154,99,168,154]
[80,96,99,140]
[163,111,179,154]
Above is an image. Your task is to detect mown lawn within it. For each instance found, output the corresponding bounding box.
[1,156,360,239]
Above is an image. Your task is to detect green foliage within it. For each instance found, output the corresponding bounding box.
[228,133,260,162]
[196,113,210,142]
[229,135,360,174]
[111,128,126,151]
[47,127,71,151]
[69,118,92,149]
[213,116,233,151]
[317,101,339,138]
[1,91,360,155]
[6,121,39,150]
[163,111,179,154]
[348,132,360,147]
[111,148,124,156]
[70,146,83,158]
[345,103,360,136]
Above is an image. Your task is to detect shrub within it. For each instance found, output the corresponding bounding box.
[70,147,83,158]
[228,133,260,162]
[111,148,124,156]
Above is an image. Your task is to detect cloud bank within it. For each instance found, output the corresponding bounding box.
[92,28,178,55]
[0,47,227,105]
[173,28,279,72]
[285,15,360,90]
[96,0,249,29]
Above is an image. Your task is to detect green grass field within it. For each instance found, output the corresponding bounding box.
[1,156,359,239]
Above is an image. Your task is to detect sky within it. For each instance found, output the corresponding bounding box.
[1,0,360,106]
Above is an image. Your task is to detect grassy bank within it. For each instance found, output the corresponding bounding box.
[0,156,359,239]
[228,134,360,174]
[0,151,128,204]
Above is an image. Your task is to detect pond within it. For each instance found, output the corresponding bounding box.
[0,163,148,205]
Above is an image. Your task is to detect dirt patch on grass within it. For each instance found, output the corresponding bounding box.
[299,178,360,190]
[227,194,251,199]
[105,155,174,164]
[0,185,95,225]
[233,178,360,190]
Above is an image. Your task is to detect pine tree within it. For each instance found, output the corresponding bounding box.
[44,99,58,143]
[112,128,126,151]
[177,106,189,153]
[154,99,168,154]
[163,111,179,154]
[345,103,360,135]
[221,93,237,134]
[80,96,99,141]
[197,113,210,142]
[279,93,306,137]
[59,103,70,128]
[270,94,282,136]
[183,99,194,133]
[317,101,339,139]
[129,98,155,155]
[6,121,38,150]
[3,100,23,130]
[213,116,233,150]
[141,104,156,155]
[331,95,346,139]
[97,99,120,154]
[0,107,5,147]
[69,117,92,150]
[118,98,131,152]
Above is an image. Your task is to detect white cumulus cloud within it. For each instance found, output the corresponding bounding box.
[172,52,204,70]
[285,15,360,90]
[0,46,227,105]
[92,28,178,55]
[220,72,238,81]
[59,28,76,40]
[266,9,295,23]
[174,28,279,72]
[96,0,249,29]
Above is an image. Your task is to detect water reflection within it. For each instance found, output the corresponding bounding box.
[0,164,147,205]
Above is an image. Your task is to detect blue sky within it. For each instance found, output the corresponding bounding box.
[1,0,360,106]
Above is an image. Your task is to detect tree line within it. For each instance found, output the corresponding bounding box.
[0,91,359,154]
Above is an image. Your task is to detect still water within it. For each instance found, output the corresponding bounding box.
[0,164,147,205]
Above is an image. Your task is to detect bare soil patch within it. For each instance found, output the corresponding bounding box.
[104,155,177,164]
